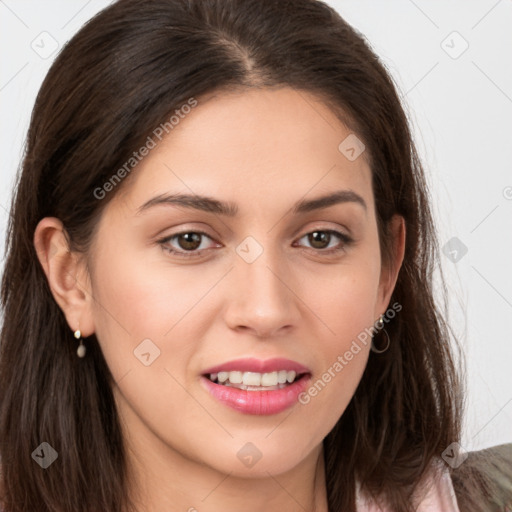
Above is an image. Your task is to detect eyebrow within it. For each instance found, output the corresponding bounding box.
[136,189,367,216]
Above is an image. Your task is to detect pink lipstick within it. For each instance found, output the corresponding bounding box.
[200,357,311,415]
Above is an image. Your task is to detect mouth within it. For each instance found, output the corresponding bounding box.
[204,369,309,391]
[199,358,312,415]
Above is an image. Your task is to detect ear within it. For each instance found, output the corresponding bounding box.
[33,217,95,337]
[375,214,405,316]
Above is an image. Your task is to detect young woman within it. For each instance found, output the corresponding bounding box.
[1,0,510,511]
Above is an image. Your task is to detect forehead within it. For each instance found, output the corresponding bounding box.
[110,87,373,219]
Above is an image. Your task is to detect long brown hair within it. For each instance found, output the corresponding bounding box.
[1,0,467,510]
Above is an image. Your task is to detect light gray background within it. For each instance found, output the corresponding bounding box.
[1,0,511,451]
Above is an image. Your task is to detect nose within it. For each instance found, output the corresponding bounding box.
[223,244,301,338]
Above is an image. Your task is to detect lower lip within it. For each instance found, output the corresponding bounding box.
[200,374,311,415]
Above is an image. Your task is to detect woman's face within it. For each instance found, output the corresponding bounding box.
[84,87,403,479]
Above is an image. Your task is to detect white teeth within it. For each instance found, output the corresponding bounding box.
[261,372,278,386]
[243,372,261,386]
[229,371,243,384]
[208,370,301,387]
[217,371,229,383]
[277,370,288,384]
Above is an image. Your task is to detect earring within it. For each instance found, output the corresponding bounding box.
[371,314,390,353]
[74,328,86,358]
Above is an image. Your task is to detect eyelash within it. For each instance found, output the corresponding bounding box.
[157,228,353,259]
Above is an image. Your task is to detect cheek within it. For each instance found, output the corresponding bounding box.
[89,244,207,381]
[296,283,373,444]
[294,256,380,423]
[302,254,381,349]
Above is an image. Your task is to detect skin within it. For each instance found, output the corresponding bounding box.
[35,87,405,512]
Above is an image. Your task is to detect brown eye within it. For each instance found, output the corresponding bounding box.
[175,232,202,251]
[295,229,353,256]
[308,231,331,249]
[159,231,219,259]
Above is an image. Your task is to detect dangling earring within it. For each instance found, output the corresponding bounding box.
[371,314,390,353]
[74,327,86,358]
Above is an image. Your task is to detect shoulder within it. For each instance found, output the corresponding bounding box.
[355,445,512,512]
[450,442,512,511]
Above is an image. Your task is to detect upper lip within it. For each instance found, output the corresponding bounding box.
[202,357,311,375]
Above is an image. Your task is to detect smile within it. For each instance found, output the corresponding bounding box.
[207,370,302,390]
[200,358,312,415]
